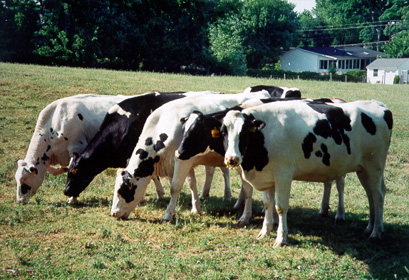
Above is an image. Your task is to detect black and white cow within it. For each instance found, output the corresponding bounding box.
[110,91,272,220]
[15,94,128,203]
[175,98,347,225]
[221,99,393,247]
[244,85,301,98]
[63,91,225,202]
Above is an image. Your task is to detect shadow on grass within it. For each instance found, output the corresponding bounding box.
[141,192,409,279]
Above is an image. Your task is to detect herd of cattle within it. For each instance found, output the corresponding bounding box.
[15,85,393,247]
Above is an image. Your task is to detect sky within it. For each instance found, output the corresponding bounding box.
[287,0,316,13]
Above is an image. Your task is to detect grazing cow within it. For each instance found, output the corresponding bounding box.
[244,85,301,98]
[176,98,347,225]
[15,94,128,203]
[110,91,272,220]
[221,99,393,247]
[64,91,226,202]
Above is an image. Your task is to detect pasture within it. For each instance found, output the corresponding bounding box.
[0,62,408,279]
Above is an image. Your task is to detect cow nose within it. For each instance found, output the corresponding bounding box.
[111,211,129,220]
[225,156,240,168]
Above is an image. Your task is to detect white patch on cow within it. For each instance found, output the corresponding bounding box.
[108,104,131,118]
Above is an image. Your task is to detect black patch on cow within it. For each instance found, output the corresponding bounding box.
[159,133,168,142]
[236,114,269,172]
[133,156,160,178]
[21,183,31,194]
[77,113,84,121]
[50,127,53,133]
[79,141,83,145]
[302,133,317,159]
[135,149,149,160]
[153,134,168,152]
[44,139,46,142]
[64,137,68,141]
[117,170,136,203]
[320,144,330,166]
[313,120,332,139]
[145,137,153,146]
[307,101,352,154]
[315,151,322,157]
[46,145,51,152]
[384,110,393,130]
[41,153,50,162]
[361,112,376,135]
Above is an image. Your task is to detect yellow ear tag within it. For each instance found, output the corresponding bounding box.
[72,168,78,175]
[249,126,257,133]
[211,127,220,138]
[129,186,132,190]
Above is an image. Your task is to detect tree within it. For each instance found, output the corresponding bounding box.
[0,0,40,62]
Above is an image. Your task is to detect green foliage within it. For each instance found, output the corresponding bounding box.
[394,75,400,84]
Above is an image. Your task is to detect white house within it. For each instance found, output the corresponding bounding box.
[366,58,409,85]
[280,46,384,74]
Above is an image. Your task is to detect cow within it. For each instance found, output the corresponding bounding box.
[175,98,347,225]
[110,91,272,220]
[63,91,229,203]
[244,85,301,98]
[221,99,393,247]
[15,94,128,203]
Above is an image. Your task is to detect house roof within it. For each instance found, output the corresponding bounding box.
[366,58,409,70]
[298,46,384,59]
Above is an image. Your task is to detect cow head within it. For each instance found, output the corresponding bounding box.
[64,152,96,198]
[222,111,265,169]
[176,111,225,160]
[15,160,43,203]
[111,169,152,219]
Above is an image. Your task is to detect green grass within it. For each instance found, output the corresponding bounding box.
[1,62,408,279]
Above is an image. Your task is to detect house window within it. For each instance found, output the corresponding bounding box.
[320,60,328,69]
[374,69,378,77]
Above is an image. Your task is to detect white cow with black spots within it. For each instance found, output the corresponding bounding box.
[15,94,127,203]
[110,91,272,220]
[222,99,393,247]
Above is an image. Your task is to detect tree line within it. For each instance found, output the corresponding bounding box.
[1,0,408,75]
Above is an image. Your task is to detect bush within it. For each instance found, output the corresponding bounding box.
[394,75,400,84]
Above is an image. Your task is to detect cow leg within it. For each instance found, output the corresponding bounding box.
[334,175,346,223]
[238,180,253,226]
[220,167,231,202]
[199,166,215,200]
[357,170,385,241]
[185,169,201,215]
[319,180,332,217]
[152,176,165,200]
[233,168,247,210]
[162,159,196,221]
[273,177,292,248]
[257,188,275,239]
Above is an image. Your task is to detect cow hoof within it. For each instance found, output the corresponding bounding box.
[68,197,78,204]
[273,241,287,248]
[237,220,249,227]
[335,217,346,224]
[368,233,382,243]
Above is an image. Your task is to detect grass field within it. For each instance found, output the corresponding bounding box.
[0,62,408,279]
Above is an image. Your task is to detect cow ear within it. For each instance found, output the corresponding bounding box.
[250,120,265,132]
[29,166,38,175]
[180,117,188,124]
[71,168,78,175]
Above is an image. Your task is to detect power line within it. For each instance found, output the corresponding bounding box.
[296,20,403,33]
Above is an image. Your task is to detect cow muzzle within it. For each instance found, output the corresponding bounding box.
[111,211,129,220]
[225,156,240,169]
